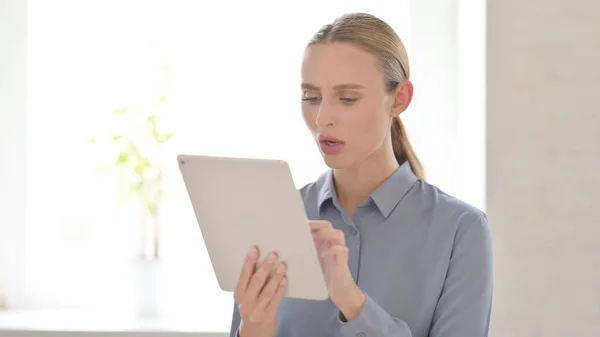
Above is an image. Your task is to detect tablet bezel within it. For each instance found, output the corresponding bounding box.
[177,154,329,301]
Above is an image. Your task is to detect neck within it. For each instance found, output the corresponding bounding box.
[333,147,399,215]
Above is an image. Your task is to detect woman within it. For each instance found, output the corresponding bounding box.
[229,12,493,337]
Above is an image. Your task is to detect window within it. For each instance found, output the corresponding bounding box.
[19,0,431,331]
[3,0,486,332]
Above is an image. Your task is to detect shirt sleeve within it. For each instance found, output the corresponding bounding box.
[337,214,494,337]
[337,293,413,337]
[229,302,242,337]
[428,213,494,336]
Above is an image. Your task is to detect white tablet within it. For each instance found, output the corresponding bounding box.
[177,154,329,301]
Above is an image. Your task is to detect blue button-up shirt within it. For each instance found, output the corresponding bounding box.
[230,161,493,337]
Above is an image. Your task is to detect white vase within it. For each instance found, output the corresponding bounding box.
[132,258,162,318]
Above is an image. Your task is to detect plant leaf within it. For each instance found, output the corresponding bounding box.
[147,200,157,215]
[116,152,129,165]
[157,132,175,144]
[130,181,143,194]
[147,115,157,125]
[156,95,167,106]
[134,158,151,177]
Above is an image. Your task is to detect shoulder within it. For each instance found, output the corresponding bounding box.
[297,170,331,215]
[406,180,493,270]
[298,170,328,202]
[410,179,490,238]
[299,179,319,200]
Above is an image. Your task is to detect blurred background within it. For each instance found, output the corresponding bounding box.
[0,0,598,336]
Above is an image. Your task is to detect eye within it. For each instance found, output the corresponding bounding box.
[301,90,320,104]
[339,91,360,105]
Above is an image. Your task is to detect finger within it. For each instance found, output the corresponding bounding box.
[320,247,335,279]
[234,245,259,301]
[265,276,288,315]
[329,245,349,274]
[313,227,345,246]
[245,252,278,300]
[332,229,345,246]
[312,226,334,240]
[330,245,348,263]
[314,235,329,252]
[320,244,348,263]
[310,220,333,232]
[256,262,287,310]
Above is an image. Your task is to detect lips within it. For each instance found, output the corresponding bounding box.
[318,135,345,155]
[318,135,345,145]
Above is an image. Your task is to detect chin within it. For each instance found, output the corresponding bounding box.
[321,153,355,170]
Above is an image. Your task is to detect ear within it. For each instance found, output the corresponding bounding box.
[390,80,413,118]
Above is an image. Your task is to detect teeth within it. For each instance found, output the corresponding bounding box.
[326,141,340,145]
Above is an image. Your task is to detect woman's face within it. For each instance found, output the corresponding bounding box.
[301,42,410,169]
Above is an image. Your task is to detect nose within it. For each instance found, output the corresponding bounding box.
[315,99,335,128]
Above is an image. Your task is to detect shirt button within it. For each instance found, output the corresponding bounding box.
[356,333,366,337]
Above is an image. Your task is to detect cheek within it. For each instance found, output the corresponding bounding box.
[351,105,389,146]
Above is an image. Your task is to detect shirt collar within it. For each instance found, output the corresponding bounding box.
[316,169,335,208]
[316,160,419,218]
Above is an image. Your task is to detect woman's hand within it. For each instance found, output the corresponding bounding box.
[234,246,288,337]
[310,220,366,321]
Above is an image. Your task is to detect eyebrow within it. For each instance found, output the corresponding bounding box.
[301,83,366,91]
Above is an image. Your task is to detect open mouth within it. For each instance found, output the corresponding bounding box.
[318,134,344,144]
[318,135,345,154]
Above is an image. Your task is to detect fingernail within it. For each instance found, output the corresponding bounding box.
[247,246,258,260]
[267,252,277,263]
[276,263,286,274]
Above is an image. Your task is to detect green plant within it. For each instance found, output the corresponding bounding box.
[88,64,175,260]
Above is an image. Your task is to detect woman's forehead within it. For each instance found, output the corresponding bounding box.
[301,42,383,88]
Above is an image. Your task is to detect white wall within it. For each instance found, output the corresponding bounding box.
[408,0,486,211]
[487,0,600,336]
[0,0,28,309]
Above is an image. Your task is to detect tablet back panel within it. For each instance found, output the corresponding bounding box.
[177,154,328,301]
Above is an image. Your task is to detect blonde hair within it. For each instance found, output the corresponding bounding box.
[307,13,425,179]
